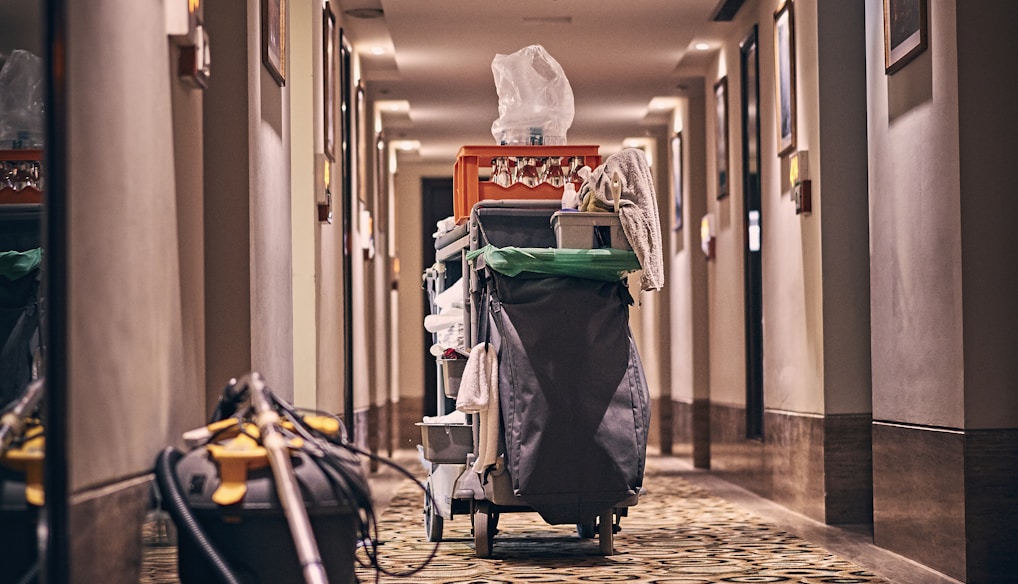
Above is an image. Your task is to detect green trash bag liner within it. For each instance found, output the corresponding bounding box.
[0,248,42,281]
[466,245,640,281]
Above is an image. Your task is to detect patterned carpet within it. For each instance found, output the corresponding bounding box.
[141,455,891,583]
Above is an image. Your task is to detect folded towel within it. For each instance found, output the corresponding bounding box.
[578,148,664,291]
[455,342,499,472]
[434,277,464,311]
[421,411,467,425]
[424,311,462,333]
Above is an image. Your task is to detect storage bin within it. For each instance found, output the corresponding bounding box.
[453,145,601,224]
[417,423,472,464]
[440,358,466,398]
[551,211,631,251]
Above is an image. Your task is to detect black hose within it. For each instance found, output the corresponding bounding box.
[154,447,242,584]
[14,561,38,584]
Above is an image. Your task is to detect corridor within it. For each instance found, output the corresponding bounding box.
[140,451,959,584]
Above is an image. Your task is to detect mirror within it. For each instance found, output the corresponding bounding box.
[0,1,47,581]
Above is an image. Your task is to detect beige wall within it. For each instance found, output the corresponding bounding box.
[669,95,711,405]
[393,162,451,406]
[866,0,964,428]
[815,0,871,414]
[955,1,1018,428]
[289,0,318,409]
[247,0,294,401]
[866,0,1018,429]
[703,35,749,410]
[693,0,870,418]
[66,0,196,491]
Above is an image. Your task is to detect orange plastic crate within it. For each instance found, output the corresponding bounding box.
[0,149,43,205]
[453,145,600,224]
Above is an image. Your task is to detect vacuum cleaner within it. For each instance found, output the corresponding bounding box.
[156,373,370,584]
[0,378,44,584]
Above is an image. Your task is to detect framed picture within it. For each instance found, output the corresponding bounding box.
[714,77,729,200]
[356,81,367,203]
[671,133,683,230]
[323,2,336,161]
[883,0,928,74]
[773,0,796,157]
[262,0,286,86]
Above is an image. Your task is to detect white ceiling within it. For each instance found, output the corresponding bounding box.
[0,0,735,165]
[338,0,734,164]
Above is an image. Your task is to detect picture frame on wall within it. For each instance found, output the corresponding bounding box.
[672,133,683,230]
[714,77,729,200]
[883,0,928,74]
[262,0,286,86]
[773,0,796,157]
[323,2,336,161]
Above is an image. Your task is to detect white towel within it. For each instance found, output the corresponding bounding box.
[455,342,499,472]
[578,148,664,291]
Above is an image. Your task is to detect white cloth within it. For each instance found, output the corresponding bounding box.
[424,311,462,333]
[455,342,499,472]
[421,411,467,425]
[434,277,464,312]
[578,148,664,291]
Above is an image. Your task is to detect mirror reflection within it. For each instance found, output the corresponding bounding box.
[0,1,47,582]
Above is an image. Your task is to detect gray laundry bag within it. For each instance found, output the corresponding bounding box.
[486,271,650,525]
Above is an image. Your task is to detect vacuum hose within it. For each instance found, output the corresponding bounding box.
[154,447,242,584]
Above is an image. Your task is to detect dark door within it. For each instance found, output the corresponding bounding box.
[741,27,764,440]
[421,177,454,417]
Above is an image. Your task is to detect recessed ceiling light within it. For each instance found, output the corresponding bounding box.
[394,140,420,152]
[370,46,385,55]
[649,96,680,111]
[694,42,711,51]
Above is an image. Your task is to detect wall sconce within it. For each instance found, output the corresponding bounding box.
[167,0,210,89]
[700,213,716,260]
[789,150,812,214]
[316,153,333,223]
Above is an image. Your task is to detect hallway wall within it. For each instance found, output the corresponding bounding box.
[64,1,205,581]
[676,0,873,526]
[289,0,319,409]
[393,161,451,446]
[866,0,1018,580]
[667,94,711,466]
[204,0,294,407]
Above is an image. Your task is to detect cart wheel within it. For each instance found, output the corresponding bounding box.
[598,508,614,556]
[473,502,495,558]
[424,484,444,542]
[576,522,596,539]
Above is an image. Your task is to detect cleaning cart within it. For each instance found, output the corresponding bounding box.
[418,145,653,558]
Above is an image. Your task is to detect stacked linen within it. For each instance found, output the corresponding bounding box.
[424,277,465,357]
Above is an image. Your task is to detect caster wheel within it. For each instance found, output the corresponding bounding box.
[473,502,496,558]
[598,508,614,556]
[424,484,444,542]
[576,522,596,539]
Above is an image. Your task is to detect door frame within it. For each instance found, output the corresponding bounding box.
[741,26,765,441]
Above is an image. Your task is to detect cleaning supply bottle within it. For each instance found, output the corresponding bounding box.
[561,182,580,210]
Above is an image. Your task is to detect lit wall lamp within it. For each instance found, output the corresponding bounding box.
[167,0,210,89]
[789,150,811,214]
[316,153,334,223]
[700,213,716,260]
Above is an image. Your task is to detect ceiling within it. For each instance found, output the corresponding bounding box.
[0,0,737,165]
[337,0,736,164]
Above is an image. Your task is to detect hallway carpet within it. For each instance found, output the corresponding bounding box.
[141,453,897,583]
[352,462,888,583]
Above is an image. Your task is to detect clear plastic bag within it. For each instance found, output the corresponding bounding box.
[490,44,574,146]
[0,50,45,149]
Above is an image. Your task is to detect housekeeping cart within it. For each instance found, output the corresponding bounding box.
[418,146,651,558]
